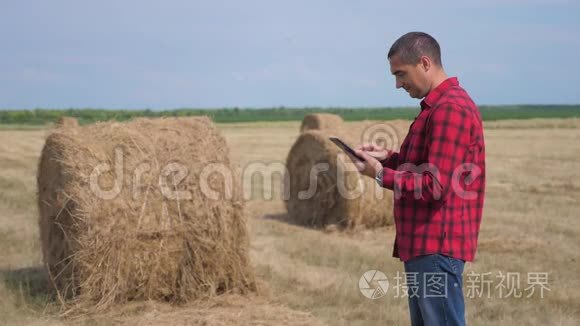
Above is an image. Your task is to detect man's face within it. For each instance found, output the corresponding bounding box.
[389,55,428,99]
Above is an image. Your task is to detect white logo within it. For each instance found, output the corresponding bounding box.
[361,122,400,150]
[359,270,389,299]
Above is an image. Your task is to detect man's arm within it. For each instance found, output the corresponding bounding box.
[380,103,471,202]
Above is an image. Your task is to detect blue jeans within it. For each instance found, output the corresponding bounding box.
[404,254,466,326]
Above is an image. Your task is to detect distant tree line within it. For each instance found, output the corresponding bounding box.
[0,105,578,125]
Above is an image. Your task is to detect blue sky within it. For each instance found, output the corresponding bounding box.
[0,0,579,109]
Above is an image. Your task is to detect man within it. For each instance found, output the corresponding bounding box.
[353,32,486,326]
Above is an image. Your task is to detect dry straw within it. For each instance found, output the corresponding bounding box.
[37,117,256,313]
[285,120,395,229]
[299,113,343,133]
[55,117,79,128]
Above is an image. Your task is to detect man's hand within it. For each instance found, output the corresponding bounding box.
[346,149,383,179]
[355,143,392,162]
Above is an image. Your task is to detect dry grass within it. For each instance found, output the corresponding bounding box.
[0,118,579,325]
[284,128,393,228]
[299,113,343,133]
[37,117,256,312]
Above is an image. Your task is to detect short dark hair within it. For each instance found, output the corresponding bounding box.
[387,32,442,67]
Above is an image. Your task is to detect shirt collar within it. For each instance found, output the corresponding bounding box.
[420,77,459,110]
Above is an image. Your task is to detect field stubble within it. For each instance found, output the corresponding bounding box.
[0,119,578,325]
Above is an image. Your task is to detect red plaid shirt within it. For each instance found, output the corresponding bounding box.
[381,77,485,262]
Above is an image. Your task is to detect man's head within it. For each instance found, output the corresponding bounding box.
[387,32,445,99]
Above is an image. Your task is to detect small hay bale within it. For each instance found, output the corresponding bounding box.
[300,113,343,133]
[284,127,394,229]
[37,117,256,311]
[55,117,79,128]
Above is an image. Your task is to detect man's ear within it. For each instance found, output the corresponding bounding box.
[420,56,432,72]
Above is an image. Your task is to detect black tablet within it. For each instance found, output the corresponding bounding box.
[329,137,365,161]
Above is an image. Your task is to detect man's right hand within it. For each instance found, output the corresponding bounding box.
[355,143,392,162]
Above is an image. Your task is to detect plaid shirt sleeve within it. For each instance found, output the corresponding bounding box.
[380,151,399,170]
[381,103,471,202]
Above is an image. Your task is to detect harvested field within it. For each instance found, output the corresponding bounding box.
[0,118,579,325]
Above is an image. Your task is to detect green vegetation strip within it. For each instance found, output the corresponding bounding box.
[0,105,578,125]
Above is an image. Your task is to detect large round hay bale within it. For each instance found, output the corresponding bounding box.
[300,113,343,133]
[284,127,394,229]
[37,117,256,311]
[55,116,79,128]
